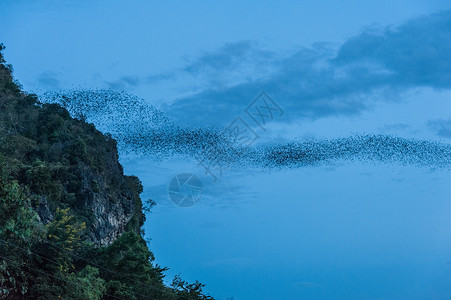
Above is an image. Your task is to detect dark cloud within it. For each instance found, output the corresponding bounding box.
[90,11,451,127]
[183,40,273,75]
[105,75,141,90]
[163,10,451,126]
[184,41,253,74]
[37,71,60,89]
[333,11,451,88]
[107,41,274,90]
[145,72,175,84]
[120,75,140,86]
[428,118,451,138]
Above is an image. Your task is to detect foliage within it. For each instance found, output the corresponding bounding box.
[65,266,106,300]
[171,275,215,300]
[0,44,214,299]
[0,170,44,297]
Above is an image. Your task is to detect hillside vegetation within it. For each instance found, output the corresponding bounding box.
[0,44,213,300]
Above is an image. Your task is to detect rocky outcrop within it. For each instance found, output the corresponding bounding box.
[35,143,138,247]
[78,158,136,247]
[36,196,54,224]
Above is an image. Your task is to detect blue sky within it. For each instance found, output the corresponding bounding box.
[2,1,451,299]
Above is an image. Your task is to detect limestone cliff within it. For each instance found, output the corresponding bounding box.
[0,44,214,299]
[0,46,144,247]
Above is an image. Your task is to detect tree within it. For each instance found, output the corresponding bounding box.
[171,274,215,300]
[66,266,106,300]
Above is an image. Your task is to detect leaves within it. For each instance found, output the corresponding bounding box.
[0,44,215,299]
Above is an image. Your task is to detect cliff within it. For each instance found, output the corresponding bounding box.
[0,54,142,247]
[0,44,213,299]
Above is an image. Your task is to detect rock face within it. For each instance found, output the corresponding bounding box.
[36,142,138,247]
[80,153,137,246]
[37,196,54,224]
[78,154,136,247]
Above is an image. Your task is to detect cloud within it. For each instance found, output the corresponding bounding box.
[184,40,253,74]
[183,40,274,76]
[108,40,275,94]
[37,71,60,89]
[163,10,451,126]
[182,41,275,90]
[428,118,451,138]
[333,11,451,88]
[105,75,141,90]
[145,72,175,84]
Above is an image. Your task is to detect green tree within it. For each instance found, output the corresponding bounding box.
[66,265,106,300]
[171,274,215,300]
[0,160,44,298]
